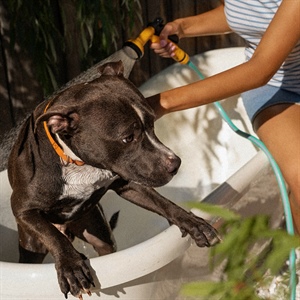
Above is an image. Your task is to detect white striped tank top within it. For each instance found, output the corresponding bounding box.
[224,0,300,94]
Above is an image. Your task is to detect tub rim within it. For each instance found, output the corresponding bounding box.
[0,224,191,295]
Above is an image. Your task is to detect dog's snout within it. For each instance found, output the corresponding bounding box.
[166,155,181,175]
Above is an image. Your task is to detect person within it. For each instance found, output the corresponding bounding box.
[148,0,300,234]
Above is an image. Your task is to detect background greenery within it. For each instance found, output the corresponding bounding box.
[6,0,142,94]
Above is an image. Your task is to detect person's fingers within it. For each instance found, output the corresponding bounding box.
[159,23,175,46]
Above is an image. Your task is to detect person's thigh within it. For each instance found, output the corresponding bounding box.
[254,104,300,189]
[254,104,300,232]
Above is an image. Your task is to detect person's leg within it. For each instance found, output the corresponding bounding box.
[253,104,300,235]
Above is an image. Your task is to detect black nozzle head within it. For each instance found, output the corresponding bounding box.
[147,17,164,36]
[123,41,144,60]
[147,17,179,43]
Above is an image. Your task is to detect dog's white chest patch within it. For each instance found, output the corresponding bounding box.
[59,164,118,200]
[55,134,119,200]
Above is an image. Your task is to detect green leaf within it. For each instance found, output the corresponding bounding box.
[181,281,233,297]
[264,234,300,274]
[186,201,241,221]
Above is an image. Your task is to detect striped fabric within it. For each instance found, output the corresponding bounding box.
[224,0,300,93]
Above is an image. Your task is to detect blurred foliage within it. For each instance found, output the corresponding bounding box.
[5,0,142,94]
[182,202,300,300]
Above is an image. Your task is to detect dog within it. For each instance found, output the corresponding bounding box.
[8,61,220,299]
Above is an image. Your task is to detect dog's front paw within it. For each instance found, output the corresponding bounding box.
[55,253,94,299]
[180,212,220,247]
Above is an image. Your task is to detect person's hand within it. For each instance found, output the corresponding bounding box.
[150,21,181,58]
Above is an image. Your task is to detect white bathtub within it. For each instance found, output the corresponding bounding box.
[0,48,283,300]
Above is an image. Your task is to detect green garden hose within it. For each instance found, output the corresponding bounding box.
[187,59,297,300]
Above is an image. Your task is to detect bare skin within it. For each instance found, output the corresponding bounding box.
[254,104,300,234]
[149,0,300,234]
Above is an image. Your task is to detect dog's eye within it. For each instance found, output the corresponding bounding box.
[122,134,134,144]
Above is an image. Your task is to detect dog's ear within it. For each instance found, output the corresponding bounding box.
[98,61,124,76]
[35,106,79,135]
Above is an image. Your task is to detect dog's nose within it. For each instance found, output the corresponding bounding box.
[166,155,181,175]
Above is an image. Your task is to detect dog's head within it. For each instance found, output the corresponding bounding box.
[35,61,181,187]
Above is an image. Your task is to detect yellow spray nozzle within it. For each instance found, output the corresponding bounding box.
[134,26,155,49]
[123,26,155,59]
[123,17,189,64]
[151,35,189,65]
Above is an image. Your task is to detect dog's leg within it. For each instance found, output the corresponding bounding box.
[68,204,117,256]
[18,225,48,263]
[114,180,220,247]
[15,211,94,298]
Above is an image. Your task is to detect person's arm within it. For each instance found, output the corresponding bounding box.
[164,5,230,39]
[148,0,300,119]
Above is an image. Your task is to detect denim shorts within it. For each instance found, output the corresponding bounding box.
[242,85,300,123]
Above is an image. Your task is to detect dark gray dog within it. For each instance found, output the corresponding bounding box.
[8,61,219,299]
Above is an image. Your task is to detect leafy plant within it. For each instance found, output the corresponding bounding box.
[6,0,142,94]
[6,0,63,93]
[182,202,300,300]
